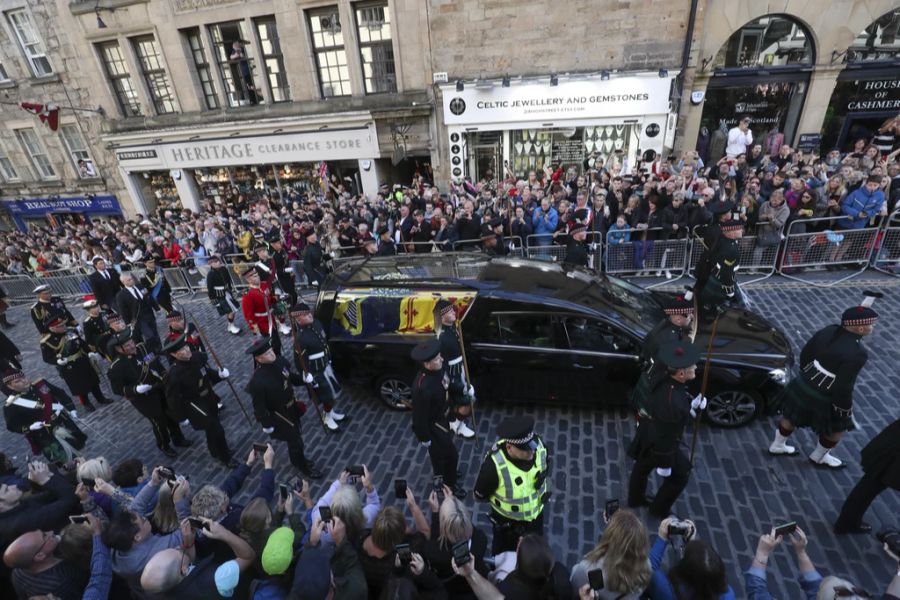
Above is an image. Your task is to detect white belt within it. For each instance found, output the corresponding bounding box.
[254,312,268,317]
[812,359,836,379]
[448,356,463,366]
[309,352,325,360]
[10,397,63,411]
[214,286,225,290]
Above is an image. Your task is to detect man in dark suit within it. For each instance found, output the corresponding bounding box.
[116,272,161,352]
[87,257,122,310]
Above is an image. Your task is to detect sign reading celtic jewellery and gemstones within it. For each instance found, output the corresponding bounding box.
[441,76,674,126]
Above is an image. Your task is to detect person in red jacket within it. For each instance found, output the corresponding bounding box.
[241,265,281,357]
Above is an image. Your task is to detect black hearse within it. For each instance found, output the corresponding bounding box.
[315,254,793,427]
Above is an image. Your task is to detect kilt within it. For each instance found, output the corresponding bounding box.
[630,370,652,416]
[214,293,239,316]
[777,376,855,435]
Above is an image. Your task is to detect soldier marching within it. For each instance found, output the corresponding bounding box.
[205,254,242,335]
[291,302,347,432]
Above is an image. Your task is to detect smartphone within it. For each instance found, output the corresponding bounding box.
[394,479,407,499]
[279,483,289,502]
[69,515,89,525]
[774,521,797,537]
[451,539,471,567]
[81,477,96,490]
[346,465,364,477]
[605,499,619,519]
[432,475,443,494]
[187,517,208,530]
[587,568,605,591]
[253,443,268,455]
[158,466,176,482]
[319,506,333,523]
[395,542,412,566]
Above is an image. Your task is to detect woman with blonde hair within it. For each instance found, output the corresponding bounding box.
[149,479,181,535]
[570,510,655,599]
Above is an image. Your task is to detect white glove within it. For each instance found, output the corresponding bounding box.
[179,419,189,426]
[135,384,152,394]
[284,267,294,273]
[656,467,672,478]
[56,358,68,366]
[590,242,598,251]
[88,352,100,362]
[69,410,78,419]
[218,368,230,379]
[303,372,314,384]
[467,384,475,398]
[29,421,44,431]
[263,427,274,434]
[691,394,708,411]
[421,441,432,448]
[311,280,319,286]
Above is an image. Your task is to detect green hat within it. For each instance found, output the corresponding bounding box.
[261,527,295,575]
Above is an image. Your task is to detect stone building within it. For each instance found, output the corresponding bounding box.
[0,0,896,227]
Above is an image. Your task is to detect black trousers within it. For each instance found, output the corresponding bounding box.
[628,448,692,517]
[277,421,310,470]
[835,468,889,529]
[134,317,162,354]
[491,511,544,556]
[203,418,231,462]
[427,427,459,488]
[147,413,185,449]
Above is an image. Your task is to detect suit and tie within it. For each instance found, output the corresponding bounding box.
[116,284,161,352]
[88,268,122,309]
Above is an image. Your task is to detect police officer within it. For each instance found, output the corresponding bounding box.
[411,339,464,500]
[139,255,174,314]
[768,292,879,469]
[375,225,396,256]
[291,302,346,432]
[563,221,589,267]
[697,219,744,318]
[206,254,242,335]
[30,285,76,334]
[627,341,706,518]
[247,336,324,479]
[163,333,237,468]
[434,299,475,439]
[40,316,111,413]
[107,330,190,458]
[474,416,549,555]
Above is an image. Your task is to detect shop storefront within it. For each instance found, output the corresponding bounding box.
[439,73,676,182]
[1,195,122,231]
[108,121,383,214]
[822,69,900,150]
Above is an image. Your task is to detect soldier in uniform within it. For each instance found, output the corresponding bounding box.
[253,240,292,336]
[434,299,475,439]
[697,219,745,319]
[268,232,298,307]
[247,336,324,479]
[163,333,237,468]
[40,317,111,413]
[473,416,550,555]
[2,368,86,463]
[139,255,174,314]
[97,311,126,362]
[165,311,207,358]
[768,293,879,469]
[292,302,346,432]
[0,329,21,372]
[302,228,328,289]
[375,225,396,256]
[30,285,76,335]
[206,254,242,335]
[563,221,589,267]
[631,291,695,419]
[82,296,108,355]
[107,330,190,459]
[692,199,735,296]
[410,339,465,500]
[480,224,501,256]
[242,264,281,357]
[489,217,509,256]
[627,341,706,518]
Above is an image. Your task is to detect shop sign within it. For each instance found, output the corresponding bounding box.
[441,76,673,126]
[117,150,158,161]
[797,133,821,153]
[847,77,900,111]
[172,0,241,11]
[2,195,121,216]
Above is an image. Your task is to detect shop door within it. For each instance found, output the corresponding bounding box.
[469,131,501,182]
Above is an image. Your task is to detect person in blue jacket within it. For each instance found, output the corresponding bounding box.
[837,174,885,230]
[531,197,559,247]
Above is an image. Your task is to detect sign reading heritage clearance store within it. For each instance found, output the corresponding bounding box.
[115,128,378,170]
[441,75,674,126]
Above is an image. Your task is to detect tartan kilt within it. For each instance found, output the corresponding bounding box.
[629,370,651,414]
[214,294,239,316]
[776,376,855,435]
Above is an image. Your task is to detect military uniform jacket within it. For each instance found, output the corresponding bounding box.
[302,242,327,284]
[641,319,689,366]
[242,286,274,334]
[273,249,294,287]
[693,222,722,291]
[31,297,76,334]
[860,418,900,490]
[248,356,304,436]
[4,380,79,450]
[164,353,222,429]
[41,332,99,395]
[206,267,236,300]
[376,240,397,256]
[294,320,331,374]
[563,239,589,267]
[167,324,207,358]
[632,377,692,469]
[796,325,867,413]
[82,314,109,353]
[108,347,168,419]
[411,368,450,443]
[140,268,173,310]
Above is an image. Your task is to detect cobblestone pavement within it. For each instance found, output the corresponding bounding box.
[1,279,898,597]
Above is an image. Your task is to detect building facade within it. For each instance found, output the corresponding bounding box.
[0,0,896,228]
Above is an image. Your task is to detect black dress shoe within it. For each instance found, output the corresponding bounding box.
[96,396,114,405]
[452,485,467,500]
[299,462,324,480]
[83,402,96,413]
[222,457,239,469]
[160,446,178,458]
[834,522,872,535]
[627,494,655,508]
[173,438,193,448]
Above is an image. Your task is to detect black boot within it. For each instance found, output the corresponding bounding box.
[299,461,324,480]
[96,395,113,405]
[452,484,467,500]
[173,437,193,448]
[221,456,239,469]
[0,314,13,328]
[83,401,96,413]
[160,446,178,458]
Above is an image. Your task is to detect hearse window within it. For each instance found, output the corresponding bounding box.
[564,317,638,354]
[485,313,553,348]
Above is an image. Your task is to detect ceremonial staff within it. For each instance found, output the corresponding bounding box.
[689,308,723,464]
[291,317,330,435]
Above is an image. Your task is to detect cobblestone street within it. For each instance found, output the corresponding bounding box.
[2,278,898,596]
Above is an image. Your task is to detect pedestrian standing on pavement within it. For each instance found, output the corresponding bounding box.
[473,415,550,555]
[87,257,122,311]
[410,339,464,500]
[768,292,879,469]
[834,418,900,535]
[162,333,237,469]
[30,285,76,335]
[434,299,475,440]
[291,302,347,432]
[106,330,191,459]
[205,254,242,335]
[627,341,705,518]
[40,317,111,413]
[247,336,324,479]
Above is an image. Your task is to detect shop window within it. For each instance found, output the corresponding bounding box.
[4,9,52,77]
[307,7,351,98]
[355,2,396,94]
[60,125,98,179]
[254,17,291,102]
[15,128,56,180]
[0,141,19,182]
[183,28,219,110]
[845,8,900,63]
[506,125,639,178]
[209,21,262,107]
[97,41,142,117]
[714,15,813,69]
[131,35,177,115]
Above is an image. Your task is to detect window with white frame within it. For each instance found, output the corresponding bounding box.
[4,9,52,77]
[0,61,9,82]
[355,2,396,94]
[15,128,56,179]
[0,141,19,181]
[308,8,351,98]
[97,41,143,117]
[60,125,97,178]
[184,28,219,110]
[131,35,177,115]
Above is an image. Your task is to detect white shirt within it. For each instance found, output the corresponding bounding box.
[726,126,753,158]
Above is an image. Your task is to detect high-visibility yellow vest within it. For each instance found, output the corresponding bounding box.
[489,440,548,522]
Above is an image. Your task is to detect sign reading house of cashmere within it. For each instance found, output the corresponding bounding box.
[114,128,378,170]
[441,76,674,126]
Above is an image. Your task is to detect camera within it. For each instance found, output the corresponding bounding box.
[396,543,412,567]
[667,519,692,537]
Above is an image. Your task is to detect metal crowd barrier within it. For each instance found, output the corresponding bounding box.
[453,236,524,258]
[525,233,602,270]
[777,215,880,287]
[603,228,689,287]
[872,209,900,278]
[686,221,781,286]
